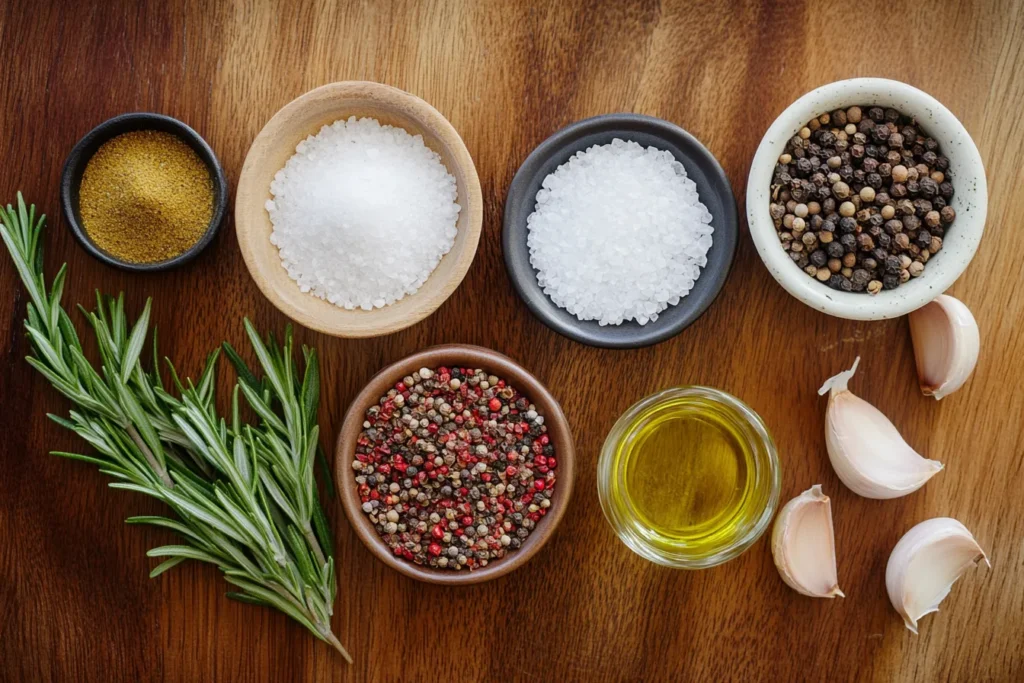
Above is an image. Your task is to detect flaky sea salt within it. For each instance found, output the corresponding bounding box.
[266,117,460,310]
[526,139,714,326]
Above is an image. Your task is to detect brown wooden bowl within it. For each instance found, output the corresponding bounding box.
[235,82,483,337]
[336,344,576,584]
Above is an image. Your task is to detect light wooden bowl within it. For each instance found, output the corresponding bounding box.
[235,82,483,337]
[336,345,576,585]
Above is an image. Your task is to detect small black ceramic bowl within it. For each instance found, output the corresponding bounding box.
[60,112,228,272]
[503,113,738,349]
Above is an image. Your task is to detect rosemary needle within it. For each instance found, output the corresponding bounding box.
[0,193,350,661]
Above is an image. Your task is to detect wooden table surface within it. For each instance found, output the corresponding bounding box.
[2,0,1022,681]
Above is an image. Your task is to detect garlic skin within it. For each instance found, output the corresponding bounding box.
[771,485,844,598]
[886,518,989,633]
[909,295,980,400]
[818,358,942,499]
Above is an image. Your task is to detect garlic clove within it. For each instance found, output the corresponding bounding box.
[885,517,989,633]
[771,485,844,598]
[909,295,980,400]
[818,357,942,499]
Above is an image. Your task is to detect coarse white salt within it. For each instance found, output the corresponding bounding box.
[267,117,460,310]
[526,138,714,326]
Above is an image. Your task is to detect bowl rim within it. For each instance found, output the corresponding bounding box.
[502,112,738,349]
[59,112,228,272]
[235,81,483,338]
[335,344,576,585]
[746,77,988,320]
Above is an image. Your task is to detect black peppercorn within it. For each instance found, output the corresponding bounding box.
[862,257,878,271]
[891,183,907,198]
[939,181,954,199]
[884,256,901,274]
[919,177,939,198]
[916,230,932,248]
[884,219,903,235]
[940,206,956,223]
[871,124,890,142]
[840,233,857,252]
[850,144,865,159]
[826,241,845,258]
[796,157,813,175]
[935,155,950,171]
[838,216,857,234]
[903,214,921,232]
[906,180,920,195]
[924,137,939,151]
[883,273,900,289]
[810,249,828,267]
[877,233,891,249]
[828,274,845,290]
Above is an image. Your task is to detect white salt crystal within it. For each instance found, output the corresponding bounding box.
[267,117,460,310]
[526,139,714,326]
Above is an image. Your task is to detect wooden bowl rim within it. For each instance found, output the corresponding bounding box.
[335,344,576,585]
[235,81,483,337]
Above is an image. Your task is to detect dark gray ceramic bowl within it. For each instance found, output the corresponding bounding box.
[503,113,737,349]
[60,112,228,272]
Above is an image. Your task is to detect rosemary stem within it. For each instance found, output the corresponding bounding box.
[303,525,327,568]
[127,423,173,488]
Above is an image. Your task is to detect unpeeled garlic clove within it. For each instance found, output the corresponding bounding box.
[771,485,844,598]
[885,517,989,634]
[909,295,980,400]
[818,357,942,499]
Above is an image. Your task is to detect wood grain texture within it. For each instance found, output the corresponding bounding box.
[1,0,1022,681]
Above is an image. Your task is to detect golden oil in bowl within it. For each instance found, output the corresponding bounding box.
[597,387,780,568]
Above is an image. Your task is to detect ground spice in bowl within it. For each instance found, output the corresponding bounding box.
[769,106,954,293]
[352,365,557,571]
[78,130,214,263]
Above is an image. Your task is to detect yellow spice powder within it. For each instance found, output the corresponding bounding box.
[79,130,214,264]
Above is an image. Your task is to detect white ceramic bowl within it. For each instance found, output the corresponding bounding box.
[746,78,987,320]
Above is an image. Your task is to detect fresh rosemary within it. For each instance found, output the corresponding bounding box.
[0,194,349,660]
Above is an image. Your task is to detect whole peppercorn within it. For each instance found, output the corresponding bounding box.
[906,180,920,195]
[796,157,813,175]
[891,183,908,198]
[933,196,947,211]
[908,261,925,277]
[842,251,857,268]
[897,199,916,216]
[850,144,865,160]
[939,181,954,199]
[899,269,911,284]
[840,233,857,252]
[857,234,875,251]
[888,133,904,149]
[930,236,943,253]
[924,210,941,228]
[868,107,884,122]
[866,279,883,295]
[883,273,900,290]
[859,186,876,203]
[892,165,909,183]
[862,257,878,271]
[881,205,896,220]
[838,216,857,234]
[936,155,950,171]
[912,198,933,217]
[826,241,845,258]
[769,203,786,220]
[827,258,843,273]
[884,256,901,275]
[940,205,956,223]
[832,181,851,199]
[903,214,921,232]
[802,231,817,247]
[810,249,827,267]
[919,177,939,198]
[833,109,848,125]
[855,209,873,223]
[877,233,891,250]
[867,173,883,189]
[839,165,854,182]
[819,230,834,244]
[839,201,856,217]
[878,162,892,178]
[915,230,932,248]
[871,124,890,142]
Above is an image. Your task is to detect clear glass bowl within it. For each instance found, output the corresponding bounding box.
[597,387,780,569]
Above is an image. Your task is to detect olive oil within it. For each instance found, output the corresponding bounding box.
[598,387,780,568]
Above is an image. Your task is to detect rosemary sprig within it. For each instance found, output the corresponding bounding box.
[0,194,349,661]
